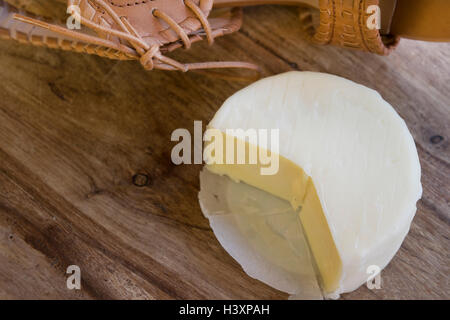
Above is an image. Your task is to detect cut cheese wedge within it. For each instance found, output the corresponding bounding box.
[199,169,324,299]
[202,71,422,296]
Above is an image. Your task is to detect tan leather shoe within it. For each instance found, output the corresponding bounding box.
[214,0,450,55]
[1,0,448,74]
[0,0,259,72]
[4,0,67,19]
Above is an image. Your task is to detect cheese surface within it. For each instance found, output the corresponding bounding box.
[204,71,422,295]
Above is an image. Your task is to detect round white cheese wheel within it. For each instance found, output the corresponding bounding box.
[205,71,422,296]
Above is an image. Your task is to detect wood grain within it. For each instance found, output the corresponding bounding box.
[0,5,448,299]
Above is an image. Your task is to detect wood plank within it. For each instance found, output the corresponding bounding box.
[0,5,448,299]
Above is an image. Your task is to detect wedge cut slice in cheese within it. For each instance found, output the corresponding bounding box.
[202,71,422,296]
[199,169,324,299]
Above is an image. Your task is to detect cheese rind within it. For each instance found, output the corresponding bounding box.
[205,71,422,295]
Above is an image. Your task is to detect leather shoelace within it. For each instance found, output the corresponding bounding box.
[12,0,259,73]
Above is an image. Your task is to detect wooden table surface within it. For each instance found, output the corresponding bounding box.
[0,5,448,300]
